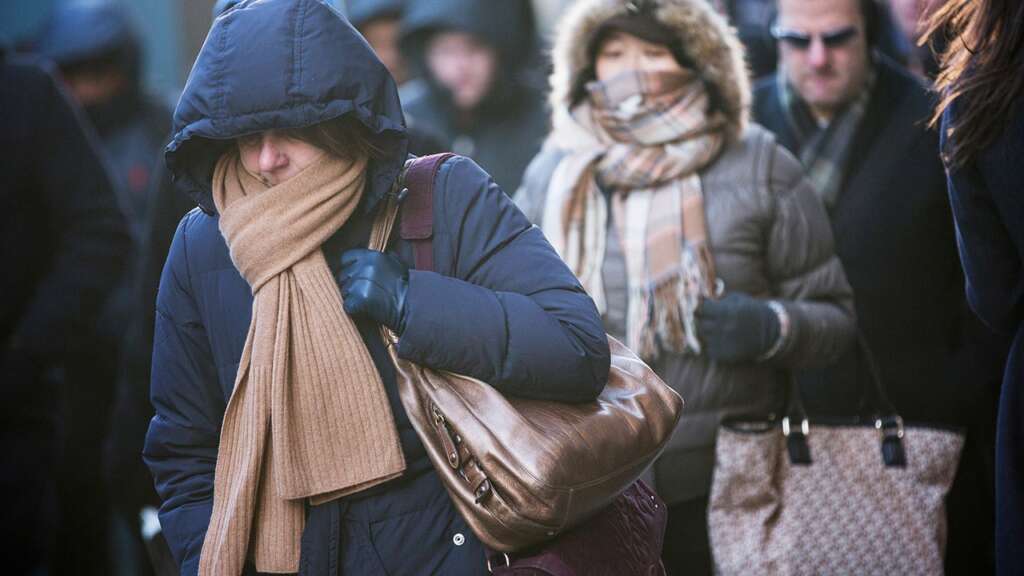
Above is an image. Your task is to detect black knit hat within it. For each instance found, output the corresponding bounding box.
[588,13,679,58]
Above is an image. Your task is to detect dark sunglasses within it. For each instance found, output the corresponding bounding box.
[770,25,860,49]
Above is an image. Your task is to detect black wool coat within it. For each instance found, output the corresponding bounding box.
[753,57,1007,424]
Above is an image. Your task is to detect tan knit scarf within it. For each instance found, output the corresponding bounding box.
[543,69,725,361]
[199,150,406,575]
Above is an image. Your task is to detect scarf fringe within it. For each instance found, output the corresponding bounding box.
[629,252,705,361]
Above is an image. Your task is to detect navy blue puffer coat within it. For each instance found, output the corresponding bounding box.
[142,1,610,574]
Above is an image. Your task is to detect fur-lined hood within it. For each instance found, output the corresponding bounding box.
[549,0,749,140]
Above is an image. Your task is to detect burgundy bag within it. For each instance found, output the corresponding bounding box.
[396,153,669,576]
[487,480,668,576]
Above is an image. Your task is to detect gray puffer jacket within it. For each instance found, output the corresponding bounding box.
[516,0,857,504]
[515,122,856,503]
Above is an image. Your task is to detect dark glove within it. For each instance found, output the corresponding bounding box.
[338,248,410,333]
[696,292,781,363]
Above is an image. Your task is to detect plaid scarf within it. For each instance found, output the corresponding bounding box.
[778,68,875,208]
[543,70,725,361]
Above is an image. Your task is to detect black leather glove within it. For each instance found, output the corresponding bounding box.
[696,292,781,363]
[337,248,410,333]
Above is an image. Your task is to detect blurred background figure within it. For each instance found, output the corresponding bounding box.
[34,3,173,574]
[0,49,130,575]
[348,0,447,156]
[754,0,1009,571]
[399,0,546,193]
[349,0,408,85]
[889,0,942,76]
[36,0,171,231]
[927,1,1024,574]
[695,0,921,83]
[711,0,781,80]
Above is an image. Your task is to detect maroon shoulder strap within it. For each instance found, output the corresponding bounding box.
[400,152,455,272]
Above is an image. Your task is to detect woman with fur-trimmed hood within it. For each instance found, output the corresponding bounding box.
[515,0,856,572]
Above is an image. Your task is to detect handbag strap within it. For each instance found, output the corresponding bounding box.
[398,152,455,271]
[783,374,812,465]
[783,332,907,467]
[369,153,454,254]
[854,332,907,466]
[368,189,400,253]
[369,154,455,344]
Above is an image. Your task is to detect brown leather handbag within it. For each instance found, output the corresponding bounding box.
[368,154,684,554]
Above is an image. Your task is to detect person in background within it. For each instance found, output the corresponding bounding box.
[927,1,1024,574]
[0,50,130,575]
[889,0,941,77]
[348,0,448,156]
[35,3,173,573]
[142,1,609,574]
[398,0,546,193]
[36,0,171,232]
[703,0,912,82]
[753,0,1009,570]
[349,0,408,85]
[515,1,856,573]
[714,0,780,80]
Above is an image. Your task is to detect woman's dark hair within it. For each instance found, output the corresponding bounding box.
[284,114,387,161]
[923,0,1024,168]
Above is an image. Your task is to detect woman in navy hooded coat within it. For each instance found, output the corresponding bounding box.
[142,1,610,574]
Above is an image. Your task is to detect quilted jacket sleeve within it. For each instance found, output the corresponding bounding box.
[397,156,611,402]
[762,142,858,368]
[142,214,223,576]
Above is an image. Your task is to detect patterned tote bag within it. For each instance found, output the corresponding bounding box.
[708,336,965,575]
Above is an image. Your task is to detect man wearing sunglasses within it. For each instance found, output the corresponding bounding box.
[754,2,1008,571]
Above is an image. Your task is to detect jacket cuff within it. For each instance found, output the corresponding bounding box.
[756,300,791,363]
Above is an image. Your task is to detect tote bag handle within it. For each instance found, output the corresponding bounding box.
[783,333,906,467]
